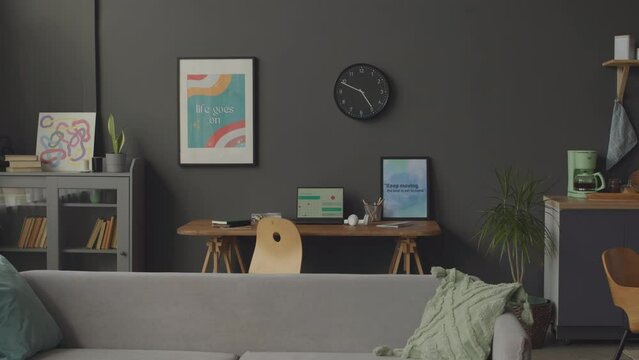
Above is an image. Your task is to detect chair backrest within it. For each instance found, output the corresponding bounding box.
[249,218,302,274]
[602,247,639,288]
[602,247,639,333]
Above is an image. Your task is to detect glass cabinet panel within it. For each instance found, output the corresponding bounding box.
[0,187,48,270]
[58,188,118,271]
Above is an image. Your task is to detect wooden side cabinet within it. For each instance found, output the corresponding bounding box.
[0,159,144,272]
[544,196,639,340]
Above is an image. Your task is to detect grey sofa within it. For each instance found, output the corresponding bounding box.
[21,271,531,360]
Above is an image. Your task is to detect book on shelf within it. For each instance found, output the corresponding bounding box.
[6,167,42,173]
[28,217,39,248]
[103,217,114,250]
[111,218,117,249]
[28,217,41,248]
[375,221,414,229]
[8,160,42,168]
[17,218,30,248]
[40,229,48,249]
[95,219,107,250]
[86,218,102,249]
[36,218,47,248]
[16,216,47,248]
[20,217,35,248]
[211,219,251,227]
[4,155,38,161]
[106,216,116,249]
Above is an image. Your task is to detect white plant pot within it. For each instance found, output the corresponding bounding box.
[105,153,127,173]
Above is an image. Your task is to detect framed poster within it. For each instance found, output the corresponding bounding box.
[381,157,430,220]
[35,112,96,172]
[178,58,256,165]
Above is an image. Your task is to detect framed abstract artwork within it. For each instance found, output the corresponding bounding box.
[178,58,256,165]
[381,157,430,220]
[36,112,96,172]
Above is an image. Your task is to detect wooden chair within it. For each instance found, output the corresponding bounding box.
[249,218,302,274]
[602,247,639,360]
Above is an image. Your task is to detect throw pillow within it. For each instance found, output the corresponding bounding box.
[374,267,532,360]
[0,256,62,360]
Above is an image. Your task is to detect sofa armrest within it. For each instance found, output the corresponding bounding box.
[492,313,531,360]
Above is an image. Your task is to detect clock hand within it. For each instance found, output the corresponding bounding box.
[340,81,363,93]
[361,91,373,109]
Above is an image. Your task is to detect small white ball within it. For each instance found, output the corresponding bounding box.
[347,214,359,226]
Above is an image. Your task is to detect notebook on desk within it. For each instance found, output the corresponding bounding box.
[295,187,344,224]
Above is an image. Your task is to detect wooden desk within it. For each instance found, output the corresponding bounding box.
[177,220,441,274]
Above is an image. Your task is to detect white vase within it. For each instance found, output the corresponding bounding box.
[105,153,127,173]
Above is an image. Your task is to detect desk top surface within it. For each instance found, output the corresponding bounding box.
[178,219,441,238]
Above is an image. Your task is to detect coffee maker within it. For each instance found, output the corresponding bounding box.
[567,150,605,198]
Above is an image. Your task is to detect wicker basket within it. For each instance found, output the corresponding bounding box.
[509,298,553,349]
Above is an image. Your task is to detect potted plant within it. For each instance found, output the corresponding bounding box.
[105,114,126,173]
[476,167,555,348]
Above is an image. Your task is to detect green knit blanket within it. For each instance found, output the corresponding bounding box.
[374,267,532,360]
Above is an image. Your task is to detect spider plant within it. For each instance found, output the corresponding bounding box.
[476,167,555,284]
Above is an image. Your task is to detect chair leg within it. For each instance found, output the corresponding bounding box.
[613,329,630,360]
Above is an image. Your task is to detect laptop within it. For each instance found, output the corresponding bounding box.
[295,187,344,224]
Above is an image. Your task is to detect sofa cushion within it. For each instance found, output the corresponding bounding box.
[0,256,62,360]
[30,349,238,360]
[240,352,399,360]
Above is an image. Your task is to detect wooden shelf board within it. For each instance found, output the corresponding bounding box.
[602,59,639,67]
[62,203,117,208]
[5,202,47,207]
[0,246,46,253]
[62,248,116,254]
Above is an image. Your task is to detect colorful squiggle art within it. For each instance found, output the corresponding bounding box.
[35,113,96,172]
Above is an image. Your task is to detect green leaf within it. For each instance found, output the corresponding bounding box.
[117,131,125,154]
[107,114,115,138]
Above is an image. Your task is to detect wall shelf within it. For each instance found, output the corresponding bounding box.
[602,59,639,102]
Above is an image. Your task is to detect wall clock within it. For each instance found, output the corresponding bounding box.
[334,63,390,120]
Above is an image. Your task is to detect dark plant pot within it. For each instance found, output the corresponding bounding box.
[526,296,553,349]
[105,153,126,173]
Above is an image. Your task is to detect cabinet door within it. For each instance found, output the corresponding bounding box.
[0,178,49,271]
[56,177,130,271]
[558,210,625,327]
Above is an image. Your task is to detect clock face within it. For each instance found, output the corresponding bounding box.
[334,64,390,119]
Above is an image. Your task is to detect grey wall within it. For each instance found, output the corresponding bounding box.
[6,0,639,295]
[0,0,96,154]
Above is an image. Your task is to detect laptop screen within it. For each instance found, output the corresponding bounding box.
[297,188,344,219]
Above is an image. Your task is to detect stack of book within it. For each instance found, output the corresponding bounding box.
[86,216,117,250]
[5,155,42,173]
[17,216,48,248]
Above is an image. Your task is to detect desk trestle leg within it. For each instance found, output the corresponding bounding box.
[201,237,247,274]
[388,237,424,275]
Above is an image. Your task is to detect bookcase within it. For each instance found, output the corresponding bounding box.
[0,159,144,271]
